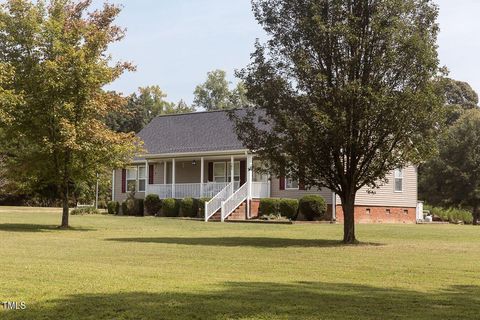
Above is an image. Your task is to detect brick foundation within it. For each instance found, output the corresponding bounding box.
[249,199,260,218]
[334,205,416,224]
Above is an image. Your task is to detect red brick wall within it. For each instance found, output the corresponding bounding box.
[335,205,416,224]
[249,200,260,218]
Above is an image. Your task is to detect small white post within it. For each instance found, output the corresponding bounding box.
[200,157,204,197]
[332,192,337,221]
[95,172,99,210]
[172,158,176,198]
[204,202,208,222]
[230,155,235,194]
[111,170,115,202]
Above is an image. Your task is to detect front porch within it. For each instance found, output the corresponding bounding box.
[143,153,270,200]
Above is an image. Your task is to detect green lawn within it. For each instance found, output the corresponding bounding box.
[0,207,479,319]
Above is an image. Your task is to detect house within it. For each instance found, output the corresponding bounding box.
[112,110,420,223]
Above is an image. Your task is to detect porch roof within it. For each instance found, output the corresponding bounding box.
[137,109,263,156]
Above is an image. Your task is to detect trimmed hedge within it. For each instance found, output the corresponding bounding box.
[144,194,162,216]
[107,201,120,215]
[298,195,326,221]
[259,198,281,216]
[194,197,211,218]
[180,198,196,217]
[279,199,299,219]
[162,198,180,217]
[122,198,144,216]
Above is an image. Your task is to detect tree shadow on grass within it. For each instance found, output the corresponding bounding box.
[0,223,95,232]
[105,236,383,248]
[3,282,479,320]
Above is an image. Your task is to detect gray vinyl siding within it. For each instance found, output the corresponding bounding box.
[270,177,333,204]
[351,165,418,208]
[113,168,145,203]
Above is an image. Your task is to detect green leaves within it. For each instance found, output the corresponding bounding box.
[0,0,139,215]
[193,69,249,111]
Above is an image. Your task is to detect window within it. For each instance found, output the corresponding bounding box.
[213,162,226,182]
[227,161,240,182]
[138,166,146,192]
[386,208,391,215]
[366,208,371,215]
[214,161,240,183]
[394,168,404,192]
[126,167,137,192]
[285,177,299,190]
[126,165,146,192]
[253,160,268,182]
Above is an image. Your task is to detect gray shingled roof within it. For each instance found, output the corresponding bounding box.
[137,110,250,155]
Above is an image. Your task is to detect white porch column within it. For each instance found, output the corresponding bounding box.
[200,157,204,197]
[145,160,149,195]
[230,155,235,194]
[172,158,176,198]
[163,161,167,185]
[246,154,253,219]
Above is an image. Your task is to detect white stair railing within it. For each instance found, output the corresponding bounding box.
[221,182,248,222]
[204,182,233,221]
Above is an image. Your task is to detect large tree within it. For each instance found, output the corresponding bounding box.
[419,109,480,225]
[0,0,139,227]
[107,86,195,133]
[193,69,248,111]
[230,0,443,243]
[442,78,479,125]
[419,79,479,207]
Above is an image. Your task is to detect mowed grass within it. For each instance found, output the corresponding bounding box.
[0,207,479,319]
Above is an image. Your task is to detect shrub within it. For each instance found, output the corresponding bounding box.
[298,195,327,221]
[122,198,144,216]
[259,198,281,216]
[107,201,120,215]
[428,205,473,224]
[71,207,101,215]
[162,198,180,217]
[279,198,299,219]
[144,194,162,216]
[180,198,196,217]
[194,198,211,218]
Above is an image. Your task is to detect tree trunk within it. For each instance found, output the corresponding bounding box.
[473,206,479,226]
[341,192,357,244]
[60,183,69,228]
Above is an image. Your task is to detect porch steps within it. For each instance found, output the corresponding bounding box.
[208,202,247,221]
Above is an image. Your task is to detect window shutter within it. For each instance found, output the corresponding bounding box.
[208,162,214,182]
[240,160,246,186]
[149,164,154,184]
[279,176,285,190]
[121,169,126,193]
[299,180,305,190]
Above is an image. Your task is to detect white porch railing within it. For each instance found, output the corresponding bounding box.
[148,184,173,198]
[221,182,248,222]
[148,182,230,199]
[252,182,269,198]
[204,182,233,222]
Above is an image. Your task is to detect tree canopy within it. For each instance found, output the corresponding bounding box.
[419,109,480,224]
[230,0,444,243]
[0,0,139,227]
[107,85,195,133]
[193,69,248,111]
[441,78,479,125]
